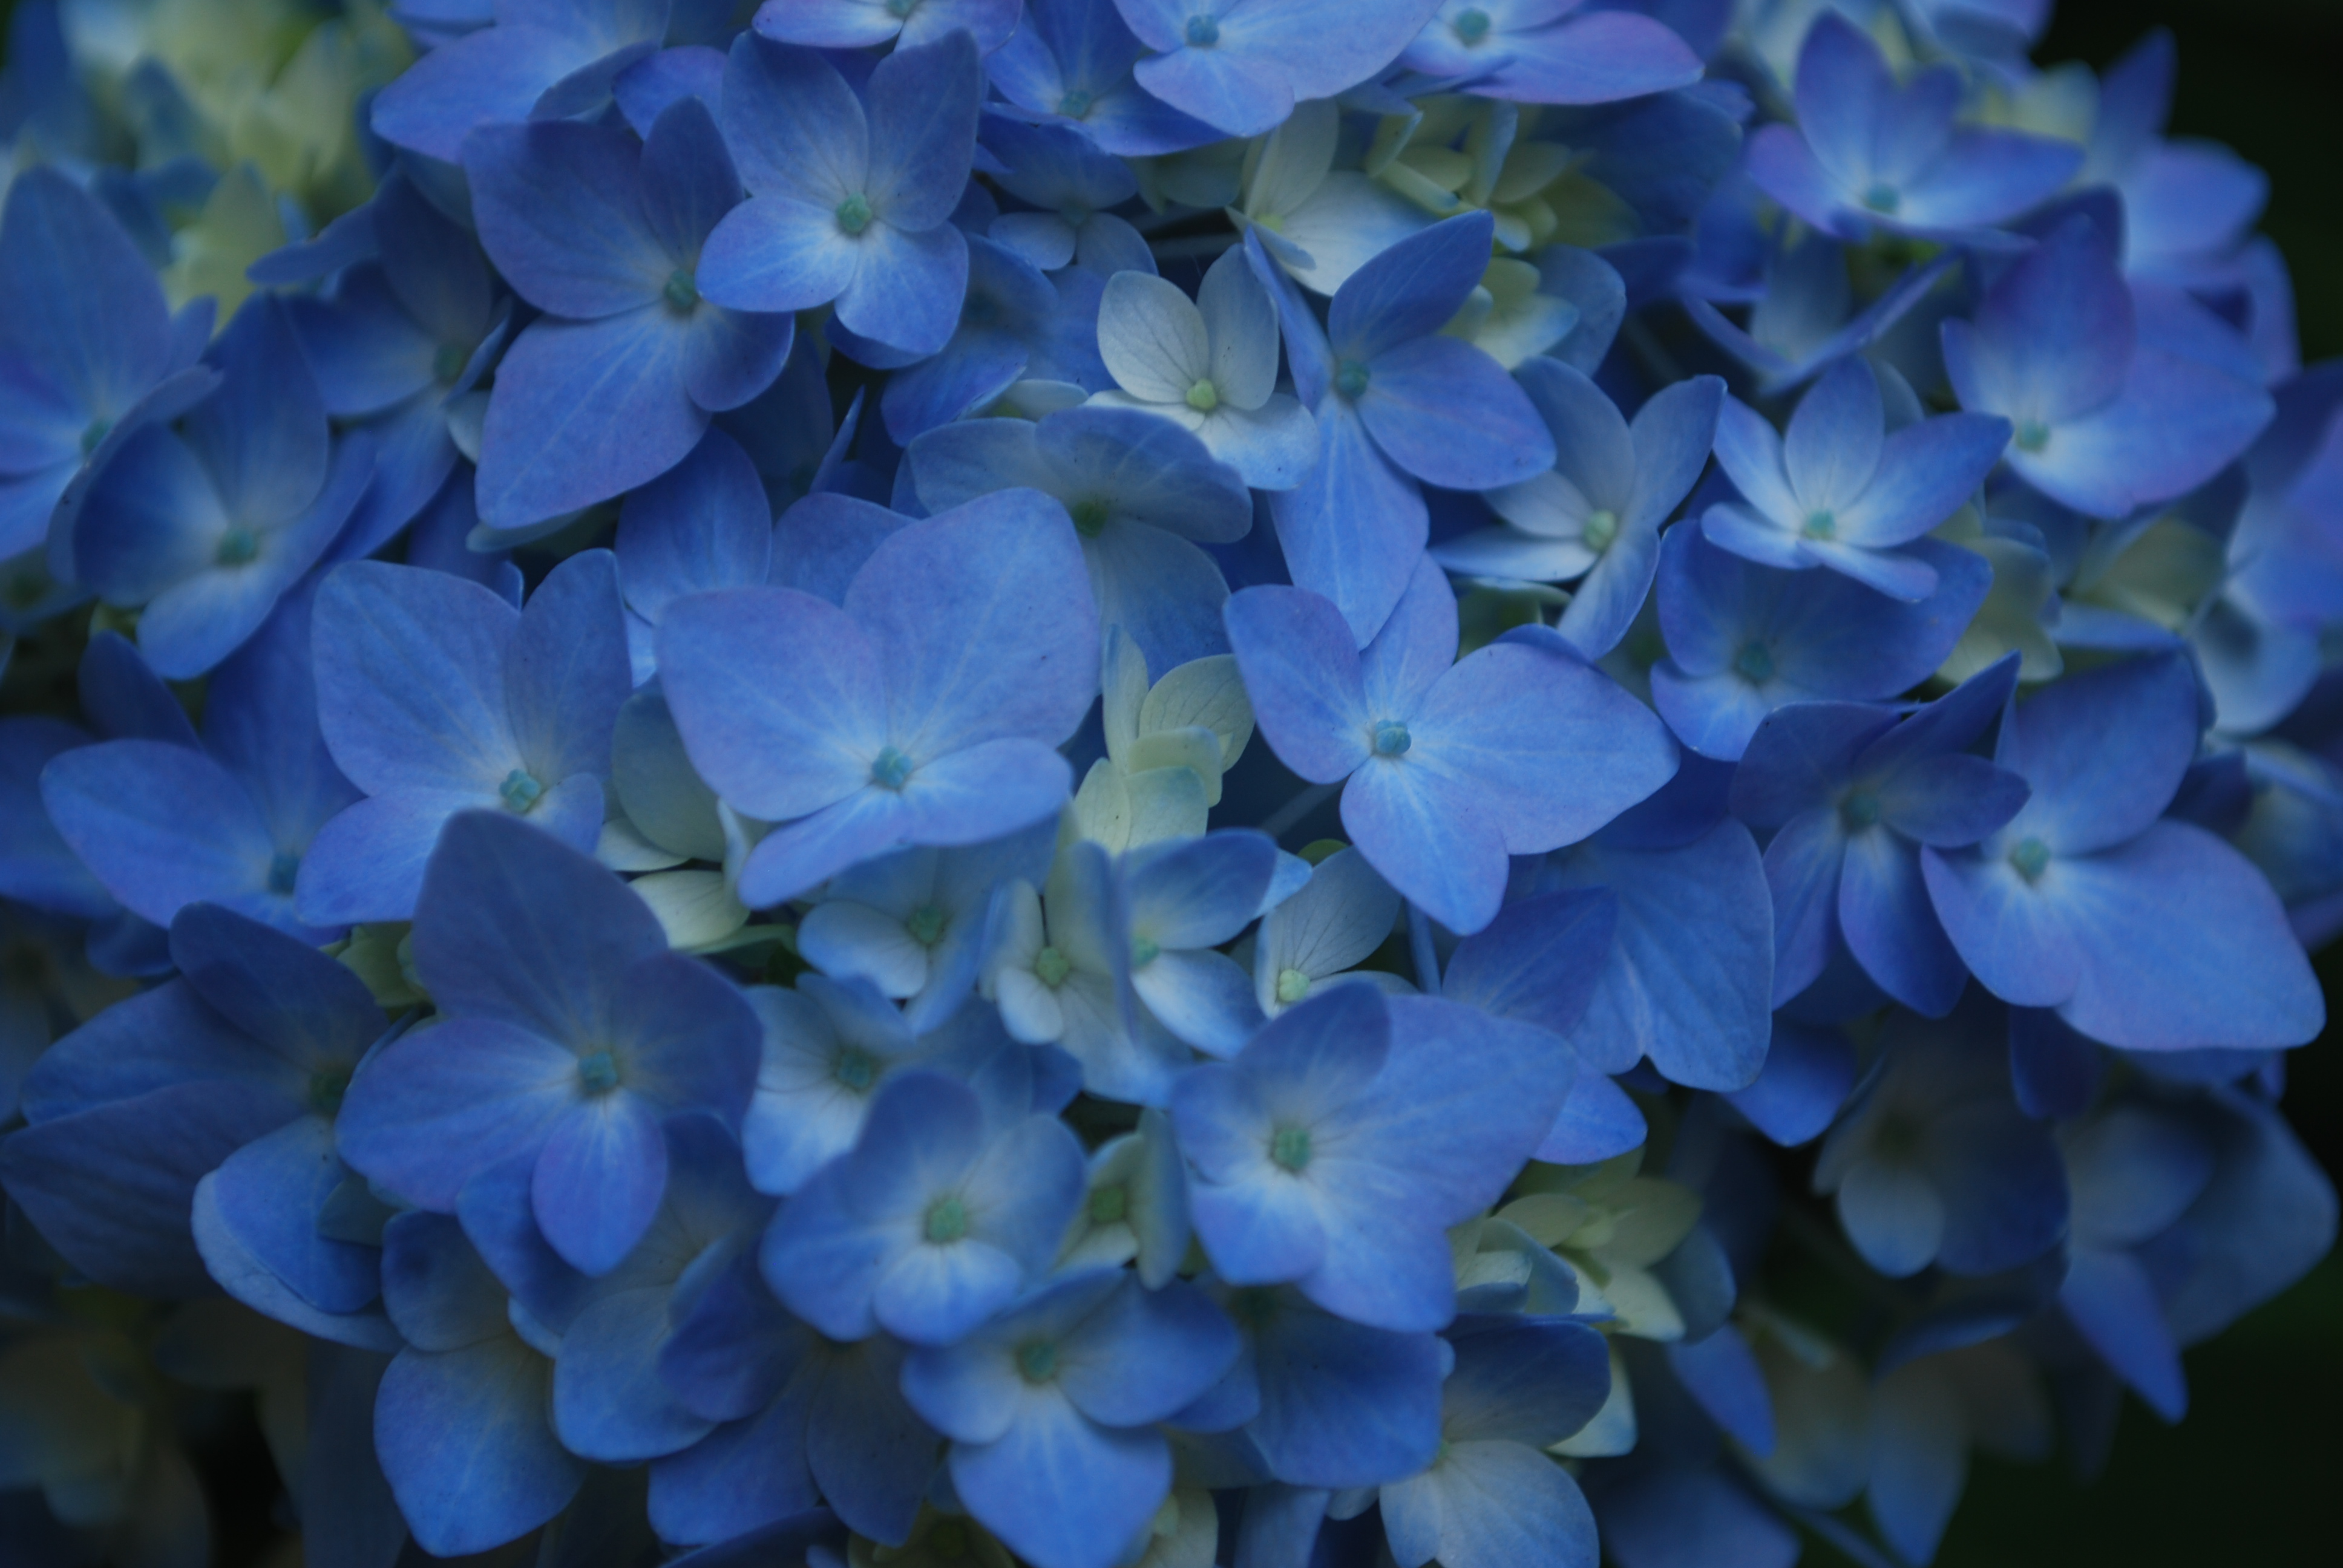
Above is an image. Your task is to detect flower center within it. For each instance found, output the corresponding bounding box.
[2010,835,2051,881]
[1582,508,1618,552]
[307,1068,349,1117]
[577,1050,620,1094]
[1334,359,1372,399]
[1184,14,1220,46]
[1372,720,1412,757]
[1734,641,1776,683]
[1131,935,1161,969]
[906,903,946,947]
[1070,497,1112,537]
[80,417,111,457]
[434,342,468,381]
[870,747,913,789]
[1862,182,1901,215]
[215,527,260,566]
[499,768,543,811]
[925,1195,969,1243]
[1275,967,1311,1005]
[1454,7,1493,44]
[1057,88,1093,119]
[267,851,301,895]
[835,192,874,235]
[1802,509,1837,540]
[663,268,698,311]
[1271,1125,1312,1172]
[1185,379,1220,412]
[834,1045,879,1091]
[1017,1339,1059,1382]
[1034,945,1072,988]
[1089,1184,1129,1224]
[1840,790,1881,830]
[2016,419,2051,452]
[887,0,920,16]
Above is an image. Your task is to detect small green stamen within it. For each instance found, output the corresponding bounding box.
[1184,14,1220,46]
[663,268,698,311]
[925,1195,969,1243]
[434,342,469,381]
[499,768,544,812]
[1131,935,1161,969]
[1735,641,1777,683]
[1271,1125,1312,1172]
[1372,720,1412,757]
[80,418,111,457]
[886,0,920,16]
[1057,88,1093,119]
[1334,359,1372,399]
[1185,379,1220,413]
[870,747,913,789]
[1034,946,1072,988]
[1089,1184,1129,1224]
[1802,510,1837,540]
[1862,182,1902,215]
[215,527,260,566]
[577,1050,620,1094]
[1070,497,1112,537]
[2016,419,2051,453]
[1582,509,1619,552]
[1455,7,1493,43]
[906,904,946,947]
[2010,836,2051,881]
[1017,1339,1059,1382]
[267,852,301,895]
[836,192,874,235]
[1275,967,1311,1005]
[834,1045,878,1091]
[1841,791,1881,831]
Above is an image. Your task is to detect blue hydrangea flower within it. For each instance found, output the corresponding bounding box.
[301,549,631,924]
[1731,655,2030,1016]
[1703,357,2013,600]
[1746,15,2082,249]
[0,904,390,1312]
[900,1268,1239,1568]
[986,0,1222,156]
[1921,651,2324,1050]
[757,1068,1086,1345]
[1250,844,1407,1018]
[1228,555,1677,933]
[696,31,981,356]
[1811,1008,2067,1278]
[1258,213,1556,642]
[1397,1,1704,106]
[40,591,360,942]
[1113,0,1443,138]
[1432,361,1722,658]
[1649,524,1993,762]
[466,96,796,529]
[1170,985,1573,1330]
[659,488,1099,906]
[370,0,675,162]
[70,296,373,678]
[1943,213,2275,520]
[878,232,1110,443]
[336,811,761,1275]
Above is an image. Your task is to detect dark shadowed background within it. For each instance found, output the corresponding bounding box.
[0,0,2336,1563]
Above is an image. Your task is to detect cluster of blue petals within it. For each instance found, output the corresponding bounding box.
[0,2,2338,1567]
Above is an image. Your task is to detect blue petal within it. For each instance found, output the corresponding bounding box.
[465,120,667,320]
[616,426,774,624]
[376,1333,583,1557]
